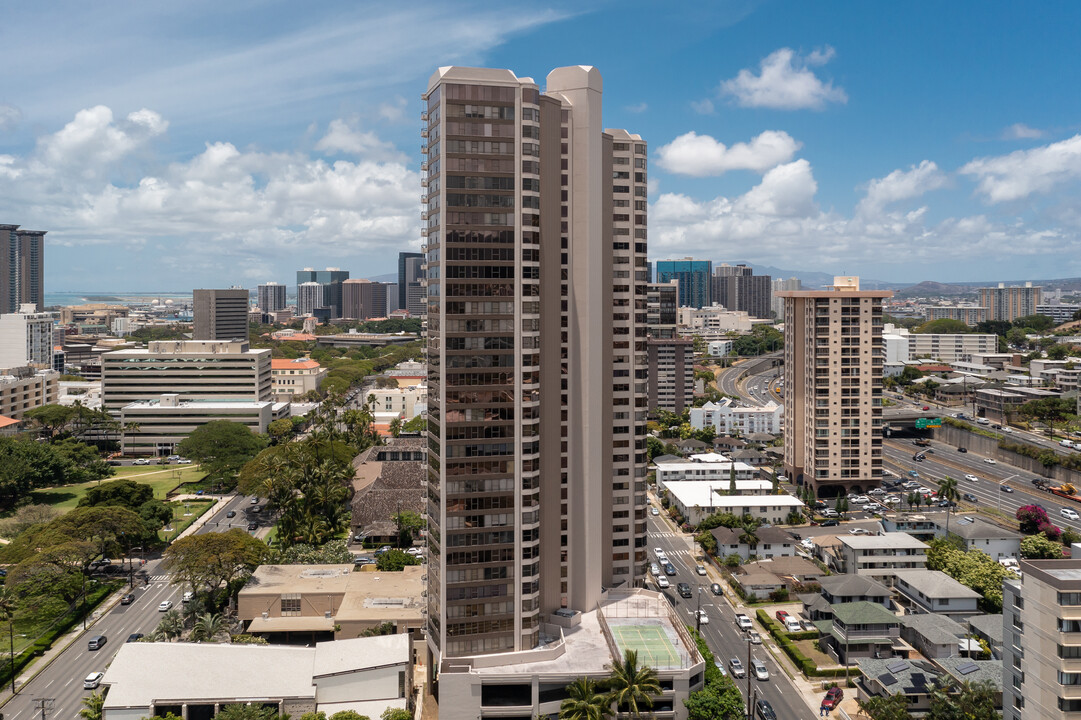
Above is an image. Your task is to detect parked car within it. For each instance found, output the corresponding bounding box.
[710,583,723,596]
[783,617,802,633]
[821,686,844,711]
[735,614,753,630]
[250,496,260,504]
[182,591,194,603]
[775,610,790,623]
[247,521,259,531]
[728,658,746,678]
[820,509,838,518]
[849,528,871,535]
[84,671,104,689]
[677,582,692,598]
[406,547,424,556]
[751,659,769,681]
[120,593,135,605]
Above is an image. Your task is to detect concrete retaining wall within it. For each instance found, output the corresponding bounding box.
[931,424,1081,484]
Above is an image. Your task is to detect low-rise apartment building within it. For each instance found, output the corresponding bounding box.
[708,525,797,562]
[0,366,58,419]
[837,533,929,576]
[892,569,982,618]
[689,398,783,435]
[663,487,803,526]
[653,453,758,486]
[933,516,1021,560]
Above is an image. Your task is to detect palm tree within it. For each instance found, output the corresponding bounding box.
[938,476,960,535]
[192,612,227,642]
[79,692,105,720]
[157,609,185,639]
[559,678,611,720]
[607,649,661,719]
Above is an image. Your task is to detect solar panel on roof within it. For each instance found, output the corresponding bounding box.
[887,660,908,673]
[879,673,898,686]
[956,661,979,675]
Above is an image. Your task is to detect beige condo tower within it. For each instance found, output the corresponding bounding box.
[422,65,649,667]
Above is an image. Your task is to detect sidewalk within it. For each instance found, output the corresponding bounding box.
[0,494,230,709]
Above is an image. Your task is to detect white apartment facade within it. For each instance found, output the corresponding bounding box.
[689,398,782,435]
[367,384,427,421]
[270,358,326,399]
[0,303,54,369]
[838,533,928,576]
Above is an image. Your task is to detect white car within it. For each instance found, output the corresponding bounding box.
[1062,508,1080,521]
[696,565,707,576]
[747,629,762,645]
[695,610,710,625]
[83,671,104,690]
[849,528,871,536]
[735,613,753,630]
[650,507,660,516]
[406,547,424,556]
[983,458,997,465]
[133,458,151,465]
[182,591,194,603]
[650,563,660,577]
[800,538,815,550]
[158,600,173,612]
[657,576,670,589]
[751,659,770,681]
[177,458,192,464]
[965,474,979,482]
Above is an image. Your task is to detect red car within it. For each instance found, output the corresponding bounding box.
[775,610,790,623]
[922,406,930,411]
[821,686,844,710]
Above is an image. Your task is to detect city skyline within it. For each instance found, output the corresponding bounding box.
[4,2,1081,289]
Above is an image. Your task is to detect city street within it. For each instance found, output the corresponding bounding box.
[0,494,251,720]
[646,514,818,720]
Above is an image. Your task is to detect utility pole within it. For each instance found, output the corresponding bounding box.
[695,588,702,634]
[35,698,53,720]
[746,637,752,720]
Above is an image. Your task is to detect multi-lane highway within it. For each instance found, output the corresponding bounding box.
[647,514,817,720]
[881,438,1081,532]
[1,494,253,720]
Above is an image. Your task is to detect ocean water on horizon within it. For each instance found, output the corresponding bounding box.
[44,291,194,307]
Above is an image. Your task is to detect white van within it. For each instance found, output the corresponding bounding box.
[1061,440,1076,449]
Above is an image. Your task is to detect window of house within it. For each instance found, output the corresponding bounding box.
[281,594,302,615]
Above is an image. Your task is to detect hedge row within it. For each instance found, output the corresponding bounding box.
[1000,439,1081,471]
[0,581,121,688]
[755,608,861,679]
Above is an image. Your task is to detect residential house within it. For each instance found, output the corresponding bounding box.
[734,556,824,601]
[800,575,892,621]
[350,437,425,544]
[817,601,902,664]
[966,614,1003,659]
[855,658,943,714]
[892,569,982,618]
[881,513,941,543]
[898,613,968,659]
[933,516,1022,561]
[709,526,796,563]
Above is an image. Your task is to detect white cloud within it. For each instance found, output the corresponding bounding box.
[377,97,408,124]
[857,160,948,216]
[0,106,420,272]
[655,130,802,177]
[721,46,847,110]
[1002,123,1044,140]
[625,102,648,114]
[690,99,714,115]
[315,118,404,162]
[0,105,21,131]
[736,159,818,216]
[961,134,1081,203]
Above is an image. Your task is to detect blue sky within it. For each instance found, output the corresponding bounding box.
[2,0,1081,290]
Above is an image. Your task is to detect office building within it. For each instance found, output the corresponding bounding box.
[923,305,988,326]
[342,279,389,320]
[297,281,327,317]
[712,263,772,319]
[646,281,679,338]
[771,277,801,320]
[385,283,400,315]
[1,224,45,314]
[297,267,349,318]
[193,288,249,341]
[120,394,288,455]
[656,258,712,308]
[1038,303,1081,325]
[397,252,424,313]
[423,65,650,668]
[101,340,271,413]
[270,358,326,400]
[0,304,55,369]
[777,277,891,497]
[257,282,287,313]
[1002,559,1081,720]
[677,305,755,335]
[0,367,58,420]
[979,283,1042,322]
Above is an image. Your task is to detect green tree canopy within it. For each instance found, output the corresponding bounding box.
[1021,532,1065,559]
[560,677,612,720]
[376,549,421,571]
[974,320,1012,337]
[214,704,280,720]
[1013,313,1055,331]
[274,539,353,565]
[1019,396,1076,438]
[163,529,269,598]
[80,478,154,511]
[926,539,1011,612]
[177,421,268,487]
[914,318,971,334]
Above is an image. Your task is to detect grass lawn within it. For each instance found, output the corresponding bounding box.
[28,466,206,512]
[160,499,215,541]
[794,639,840,670]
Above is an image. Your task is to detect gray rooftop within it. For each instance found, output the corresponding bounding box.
[936,658,1003,690]
[936,516,1022,541]
[966,613,1004,644]
[893,570,982,599]
[856,658,941,695]
[840,532,929,550]
[817,574,891,598]
[899,613,967,645]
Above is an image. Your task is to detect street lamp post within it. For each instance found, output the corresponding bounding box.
[695,587,702,634]
[745,637,753,720]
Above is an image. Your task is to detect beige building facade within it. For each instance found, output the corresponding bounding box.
[979,283,1042,322]
[423,65,647,668]
[271,358,326,399]
[0,367,58,419]
[778,277,890,498]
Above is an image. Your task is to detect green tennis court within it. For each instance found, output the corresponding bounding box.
[610,624,681,668]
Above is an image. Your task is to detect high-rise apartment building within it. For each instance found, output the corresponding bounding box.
[646,281,679,338]
[655,258,711,308]
[777,277,890,497]
[646,281,694,413]
[398,252,424,314]
[423,65,647,665]
[342,279,389,320]
[1002,559,1081,720]
[257,282,287,313]
[1,224,45,314]
[297,281,326,318]
[193,288,249,341]
[979,283,1042,322]
[923,305,987,326]
[297,268,349,318]
[771,277,801,320]
[712,263,772,318]
[0,304,55,369]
